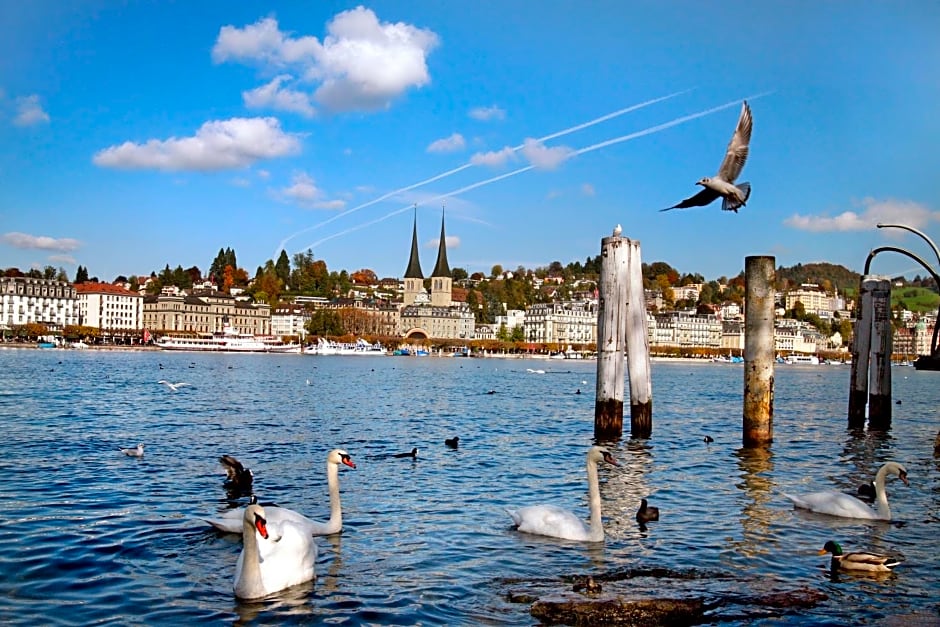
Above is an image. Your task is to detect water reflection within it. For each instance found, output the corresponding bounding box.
[733,446,779,559]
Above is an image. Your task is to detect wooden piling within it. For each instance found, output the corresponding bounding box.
[742,256,774,447]
[868,278,893,430]
[595,231,627,440]
[848,277,874,429]
[625,239,652,438]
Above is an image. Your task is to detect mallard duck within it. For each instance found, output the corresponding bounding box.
[819,540,900,573]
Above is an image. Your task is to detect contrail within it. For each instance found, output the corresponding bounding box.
[300,93,771,252]
[273,89,692,258]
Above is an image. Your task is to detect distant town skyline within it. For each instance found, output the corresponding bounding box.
[2,3,937,283]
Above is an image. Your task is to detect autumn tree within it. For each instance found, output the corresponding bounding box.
[350,268,378,285]
[307,309,344,336]
[209,247,237,283]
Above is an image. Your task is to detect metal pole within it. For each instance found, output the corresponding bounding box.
[743,256,774,447]
[594,230,627,440]
[625,239,652,438]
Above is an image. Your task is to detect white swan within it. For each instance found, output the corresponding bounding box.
[234,502,317,599]
[784,461,908,520]
[206,449,356,535]
[507,446,618,542]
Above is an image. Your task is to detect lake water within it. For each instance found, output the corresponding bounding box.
[0,349,937,625]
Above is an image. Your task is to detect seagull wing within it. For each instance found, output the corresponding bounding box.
[661,187,721,211]
[716,100,752,182]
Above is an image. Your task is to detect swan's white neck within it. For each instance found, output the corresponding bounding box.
[236,517,266,599]
[873,464,892,519]
[585,457,604,542]
[326,461,342,529]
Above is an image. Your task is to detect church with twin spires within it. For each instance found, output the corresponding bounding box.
[399,209,475,340]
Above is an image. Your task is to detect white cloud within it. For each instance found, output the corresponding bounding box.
[521,138,573,170]
[314,199,346,210]
[427,235,460,249]
[283,172,319,201]
[212,17,321,65]
[784,198,939,232]
[469,105,505,121]
[427,132,465,153]
[242,75,316,117]
[48,254,77,265]
[92,117,301,171]
[214,8,438,113]
[2,232,81,252]
[581,183,596,196]
[470,146,516,167]
[281,172,344,210]
[14,95,50,126]
[257,169,271,179]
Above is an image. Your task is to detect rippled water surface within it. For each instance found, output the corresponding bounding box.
[0,349,938,625]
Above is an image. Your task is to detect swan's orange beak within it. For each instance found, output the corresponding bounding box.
[342,456,356,469]
[899,471,909,486]
[255,516,269,539]
[603,453,619,466]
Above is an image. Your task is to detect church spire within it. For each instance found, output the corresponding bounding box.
[431,206,451,278]
[404,205,424,279]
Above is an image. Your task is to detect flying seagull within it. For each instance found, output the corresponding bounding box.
[662,100,753,213]
[157,380,188,392]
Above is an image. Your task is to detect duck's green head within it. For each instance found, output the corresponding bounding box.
[819,540,843,556]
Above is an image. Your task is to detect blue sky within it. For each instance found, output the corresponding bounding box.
[2,1,938,284]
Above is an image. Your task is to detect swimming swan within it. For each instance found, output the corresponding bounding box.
[207,449,356,535]
[233,502,316,599]
[784,461,908,520]
[507,446,618,542]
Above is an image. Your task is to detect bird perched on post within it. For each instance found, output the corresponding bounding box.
[662,100,753,213]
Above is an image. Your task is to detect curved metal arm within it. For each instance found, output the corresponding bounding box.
[877,223,940,268]
[865,245,940,357]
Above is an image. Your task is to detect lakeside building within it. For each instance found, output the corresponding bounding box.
[399,210,475,340]
[523,300,598,346]
[74,282,143,340]
[648,310,722,349]
[271,303,310,341]
[142,289,271,336]
[0,276,77,334]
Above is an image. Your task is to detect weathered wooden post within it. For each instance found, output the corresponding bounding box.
[868,278,893,430]
[625,239,652,438]
[848,277,874,429]
[743,256,774,447]
[595,229,627,439]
